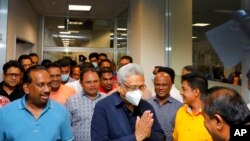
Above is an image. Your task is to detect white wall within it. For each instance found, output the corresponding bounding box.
[129,0,165,92]
[129,0,192,91]
[170,0,192,75]
[7,0,39,60]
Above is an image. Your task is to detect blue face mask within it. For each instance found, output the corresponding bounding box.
[61,73,69,82]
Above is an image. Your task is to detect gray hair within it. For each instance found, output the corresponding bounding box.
[117,63,144,84]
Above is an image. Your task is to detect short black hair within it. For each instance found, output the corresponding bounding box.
[203,86,250,126]
[47,62,61,70]
[29,53,38,58]
[57,58,70,67]
[70,65,81,75]
[98,59,112,68]
[18,55,31,63]
[181,73,208,98]
[158,67,175,83]
[89,52,99,60]
[98,67,113,78]
[3,60,24,74]
[183,65,199,74]
[41,59,52,68]
[80,67,97,82]
[23,65,47,84]
[99,53,108,58]
[119,55,133,63]
[80,62,95,70]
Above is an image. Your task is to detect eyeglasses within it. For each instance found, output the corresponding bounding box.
[122,83,146,91]
[5,73,21,78]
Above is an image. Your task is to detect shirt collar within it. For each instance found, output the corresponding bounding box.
[82,92,102,100]
[153,96,173,105]
[18,95,53,110]
[114,92,145,115]
[114,92,124,106]
[185,104,202,115]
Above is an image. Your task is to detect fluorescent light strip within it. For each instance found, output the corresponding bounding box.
[53,34,87,39]
[117,28,127,31]
[60,31,71,34]
[68,5,91,11]
[58,25,65,29]
[69,30,80,34]
[68,21,83,25]
[192,23,210,27]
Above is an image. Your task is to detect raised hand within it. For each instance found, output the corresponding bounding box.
[135,110,154,141]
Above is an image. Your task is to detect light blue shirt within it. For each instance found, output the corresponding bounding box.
[66,92,106,141]
[0,96,74,141]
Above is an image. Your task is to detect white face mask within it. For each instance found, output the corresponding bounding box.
[125,89,142,106]
[61,73,69,82]
[92,62,98,68]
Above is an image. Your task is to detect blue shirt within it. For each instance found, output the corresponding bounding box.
[0,96,74,141]
[147,96,182,141]
[91,92,166,141]
[65,92,106,141]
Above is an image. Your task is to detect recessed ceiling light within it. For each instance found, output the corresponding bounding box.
[68,30,80,34]
[58,25,65,29]
[68,21,83,25]
[60,31,71,34]
[117,28,127,31]
[121,33,127,36]
[68,5,91,11]
[192,23,211,27]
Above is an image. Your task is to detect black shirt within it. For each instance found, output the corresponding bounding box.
[0,81,25,101]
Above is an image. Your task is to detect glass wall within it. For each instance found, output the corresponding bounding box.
[192,0,242,85]
[43,8,129,64]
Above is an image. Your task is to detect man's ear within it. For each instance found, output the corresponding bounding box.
[214,114,225,130]
[116,82,122,92]
[23,83,29,94]
[193,88,200,97]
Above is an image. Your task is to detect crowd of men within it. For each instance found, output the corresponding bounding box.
[0,52,250,141]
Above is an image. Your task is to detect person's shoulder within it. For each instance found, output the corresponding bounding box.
[65,93,78,105]
[0,98,21,112]
[176,104,187,114]
[50,100,68,112]
[96,92,117,107]
[170,96,183,106]
[62,84,75,90]
[140,99,155,109]
[99,93,108,99]
[146,97,155,104]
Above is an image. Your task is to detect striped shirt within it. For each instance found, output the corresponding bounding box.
[65,92,106,141]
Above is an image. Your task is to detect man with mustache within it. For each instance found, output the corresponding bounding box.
[0,65,73,141]
[47,63,76,105]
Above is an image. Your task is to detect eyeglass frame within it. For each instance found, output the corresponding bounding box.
[121,83,147,91]
[5,73,21,78]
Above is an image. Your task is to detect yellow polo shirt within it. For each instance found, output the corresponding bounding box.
[172,104,212,141]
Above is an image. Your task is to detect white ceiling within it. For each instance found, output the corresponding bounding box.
[27,0,241,46]
[27,0,130,19]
